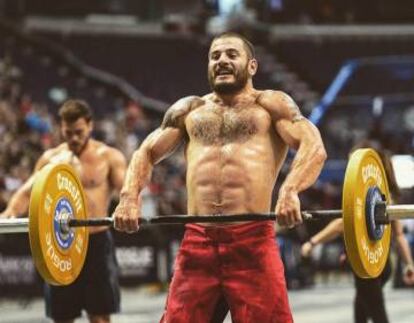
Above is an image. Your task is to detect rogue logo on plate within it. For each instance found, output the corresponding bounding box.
[29,163,89,285]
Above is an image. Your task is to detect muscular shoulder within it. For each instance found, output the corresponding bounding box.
[201,93,215,102]
[161,96,204,129]
[33,144,67,170]
[41,144,68,162]
[257,90,304,122]
[106,146,126,165]
[95,141,126,165]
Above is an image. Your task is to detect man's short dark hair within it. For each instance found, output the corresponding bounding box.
[59,99,92,123]
[211,32,256,59]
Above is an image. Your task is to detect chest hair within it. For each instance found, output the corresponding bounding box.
[190,109,259,144]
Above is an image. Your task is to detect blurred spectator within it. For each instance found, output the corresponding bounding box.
[0,53,190,220]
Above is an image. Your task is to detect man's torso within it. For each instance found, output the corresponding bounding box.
[184,91,288,217]
[46,140,113,233]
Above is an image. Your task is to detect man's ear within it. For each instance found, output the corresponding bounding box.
[248,58,258,76]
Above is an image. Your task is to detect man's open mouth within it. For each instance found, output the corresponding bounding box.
[216,69,233,77]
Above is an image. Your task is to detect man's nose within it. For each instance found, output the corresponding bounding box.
[218,57,230,66]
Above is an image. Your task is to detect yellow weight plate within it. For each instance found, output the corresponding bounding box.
[29,163,89,285]
[343,148,391,278]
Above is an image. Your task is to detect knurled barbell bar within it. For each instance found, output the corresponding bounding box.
[4,204,414,234]
[3,203,414,234]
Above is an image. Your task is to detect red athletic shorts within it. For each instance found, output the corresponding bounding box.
[160,221,293,323]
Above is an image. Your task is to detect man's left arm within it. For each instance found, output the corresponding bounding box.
[392,220,414,285]
[260,90,327,227]
[108,148,128,193]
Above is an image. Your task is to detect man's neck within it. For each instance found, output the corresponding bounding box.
[214,85,256,106]
[71,139,92,157]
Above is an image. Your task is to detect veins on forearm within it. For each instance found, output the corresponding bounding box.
[121,150,152,200]
[284,147,323,193]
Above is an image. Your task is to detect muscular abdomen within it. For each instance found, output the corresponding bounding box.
[81,169,112,234]
[186,135,286,216]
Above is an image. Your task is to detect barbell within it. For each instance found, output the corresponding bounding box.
[0,148,413,285]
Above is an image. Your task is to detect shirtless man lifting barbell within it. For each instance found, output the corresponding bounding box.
[113,32,327,323]
[1,99,127,323]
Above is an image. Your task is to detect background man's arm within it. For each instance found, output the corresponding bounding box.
[0,154,50,218]
[108,148,128,193]
[113,96,197,232]
[260,90,327,226]
[392,220,414,284]
[301,219,343,257]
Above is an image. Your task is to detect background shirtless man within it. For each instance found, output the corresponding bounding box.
[113,32,327,322]
[1,99,127,323]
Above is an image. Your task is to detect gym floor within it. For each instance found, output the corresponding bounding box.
[1,278,414,323]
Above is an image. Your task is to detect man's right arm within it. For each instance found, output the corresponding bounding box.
[113,96,196,232]
[392,220,414,284]
[301,218,343,257]
[0,154,50,218]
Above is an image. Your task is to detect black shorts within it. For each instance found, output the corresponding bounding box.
[45,230,120,320]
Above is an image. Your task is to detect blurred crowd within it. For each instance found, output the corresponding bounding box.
[0,56,188,219]
[201,0,413,25]
[0,62,53,211]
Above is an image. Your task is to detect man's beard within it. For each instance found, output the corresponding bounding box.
[69,137,89,156]
[208,67,249,95]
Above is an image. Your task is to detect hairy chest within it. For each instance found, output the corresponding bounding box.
[187,106,269,144]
